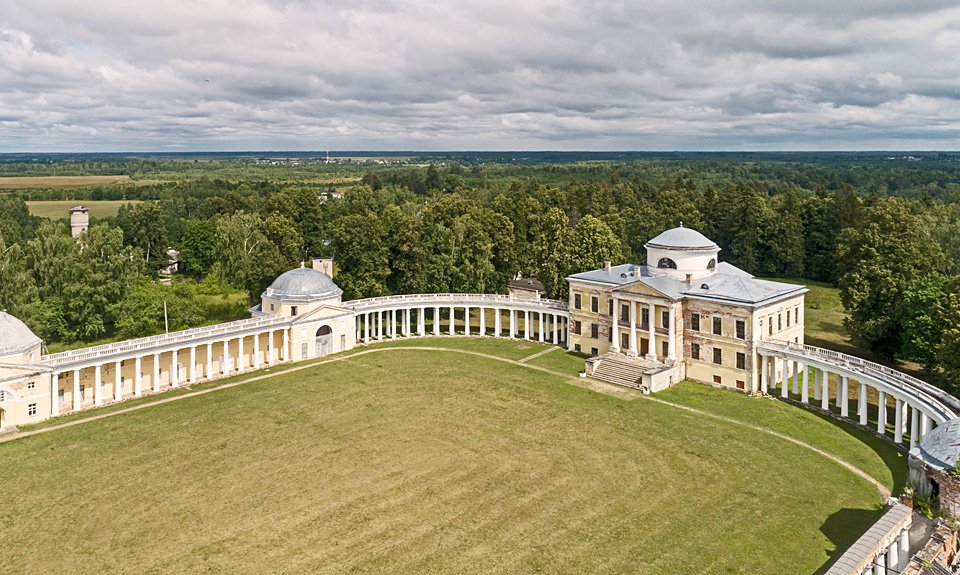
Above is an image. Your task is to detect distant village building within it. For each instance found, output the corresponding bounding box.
[69,206,89,238]
[160,248,184,276]
[508,277,546,300]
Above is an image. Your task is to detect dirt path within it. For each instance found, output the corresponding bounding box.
[517,346,560,363]
[0,345,891,498]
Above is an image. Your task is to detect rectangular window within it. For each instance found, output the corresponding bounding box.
[270,303,275,311]
[661,310,669,329]
[27,381,35,390]
[735,320,745,340]
[713,375,722,384]
[691,343,700,360]
[574,320,582,335]
[28,403,37,416]
[768,317,773,336]
[736,380,745,389]
[691,313,700,331]
[291,306,299,316]
[712,317,722,335]
[736,352,746,370]
[591,296,599,314]
[591,347,598,356]
[641,308,649,328]
[786,312,791,328]
[713,348,722,365]
[795,307,799,323]
[590,323,599,339]
[778,313,782,331]
[662,341,668,358]
[620,303,629,322]
[574,344,582,352]
[608,299,614,316]
[574,294,582,310]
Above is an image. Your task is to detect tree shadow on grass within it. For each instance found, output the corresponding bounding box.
[815,507,887,575]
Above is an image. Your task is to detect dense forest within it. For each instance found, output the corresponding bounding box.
[1,154,960,389]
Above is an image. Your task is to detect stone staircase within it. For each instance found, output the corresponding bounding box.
[588,354,653,391]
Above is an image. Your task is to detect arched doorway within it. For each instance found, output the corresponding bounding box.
[315,325,333,357]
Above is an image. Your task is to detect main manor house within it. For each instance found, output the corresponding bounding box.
[4,226,960,573]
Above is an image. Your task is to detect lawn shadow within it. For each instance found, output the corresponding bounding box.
[815,507,887,575]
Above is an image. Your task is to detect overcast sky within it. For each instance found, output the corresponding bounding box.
[2,0,959,151]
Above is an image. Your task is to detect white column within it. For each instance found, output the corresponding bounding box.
[509,310,516,338]
[378,311,384,339]
[419,308,426,337]
[910,404,920,448]
[479,307,486,336]
[524,310,531,339]
[667,304,676,360]
[239,337,246,372]
[814,369,821,400]
[283,329,290,361]
[73,369,81,412]
[835,373,843,410]
[391,309,397,338]
[253,335,260,370]
[859,382,869,425]
[921,411,933,437]
[114,360,122,401]
[792,361,799,395]
[887,541,899,574]
[628,301,638,357]
[464,306,471,336]
[450,307,456,336]
[553,314,559,344]
[610,297,620,353]
[821,370,830,410]
[898,529,909,571]
[646,302,656,360]
[50,372,59,416]
[94,364,103,406]
[781,358,789,398]
[404,308,410,337]
[538,312,545,343]
[266,332,273,364]
[873,551,885,575]
[134,356,142,396]
[206,342,214,376]
[171,349,179,387]
[894,397,904,444]
[189,345,197,382]
[760,354,769,394]
[840,376,849,417]
[221,340,229,374]
[433,307,441,336]
[153,353,160,391]
[495,308,502,337]
[364,313,370,343]
[877,390,887,435]
[801,363,809,403]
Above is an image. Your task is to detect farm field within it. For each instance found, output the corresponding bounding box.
[26,199,141,219]
[0,338,898,574]
[0,175,131,189]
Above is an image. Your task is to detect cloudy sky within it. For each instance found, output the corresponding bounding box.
[2,0,959,151]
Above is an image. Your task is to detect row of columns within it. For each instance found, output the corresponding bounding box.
[357,306,567,345]
[860,527,909,575]
[50,328,291,416]
[608,296,677,361]
[758,352,936,449]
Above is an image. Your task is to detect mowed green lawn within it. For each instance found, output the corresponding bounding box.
[0,342,893,574]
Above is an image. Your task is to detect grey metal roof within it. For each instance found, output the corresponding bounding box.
[0,311,42,357]
[566,262,805,305]
[916,418,960,470]
[645,226,718,250]
[263,267,343,303]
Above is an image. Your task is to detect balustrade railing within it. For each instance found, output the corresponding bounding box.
[348,293,569,312]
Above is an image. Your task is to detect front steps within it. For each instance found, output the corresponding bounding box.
[586,353,683,393]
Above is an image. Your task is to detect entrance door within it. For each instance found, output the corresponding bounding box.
[640,338,649,356]
[314,325,333,358]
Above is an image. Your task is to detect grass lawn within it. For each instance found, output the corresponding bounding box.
[0,175,131,189]
[26,199,142,219]
[0,339,893,574]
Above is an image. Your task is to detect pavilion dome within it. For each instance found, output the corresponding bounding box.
[645,226,719,251]
[263,266,343,303]
[916,418,960,470]
[0,311,42,358]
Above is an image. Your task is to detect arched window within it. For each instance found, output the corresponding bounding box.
[707,258,716,270]
[657,257,677,269]
[316,325,333,336]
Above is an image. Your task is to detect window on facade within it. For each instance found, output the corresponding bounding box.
[270,303,275,311]
[591,347,599,356]
[590,323,599,339]
[28,403,37,416]
[736,380,745,389]
[795,307,799,323]
[574,321,582,335]
[786,312,791,328]
[27,381,35,390]
[662,341,669,358]
[691,343,700,360]
[608,299,614,316]
[621,303,630,322]
[768,317,773,336]
[713,348,722,365]
[778,313,782,331]
[591,296,599,313]
[657,257,677,269]
[574,344,582,352]
[712,317,722,335]
[713,375,722,384]
[574,294,582,310]
[707,258,716,270]
[736,352,746,370]
[291,306,299,316]
[641,308,649,328]
[661,310,669,329]
[691,313,700,331]
[735,319,745,340]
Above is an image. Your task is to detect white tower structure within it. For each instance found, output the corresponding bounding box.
[69,206,90,238]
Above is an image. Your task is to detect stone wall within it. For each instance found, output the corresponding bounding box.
[903,521,960,574]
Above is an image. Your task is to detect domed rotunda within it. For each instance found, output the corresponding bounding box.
[0,311,43,363]
[644,225,720,281]
[259,265,343,317]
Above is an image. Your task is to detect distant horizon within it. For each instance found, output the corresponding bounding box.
[1,149,959,156]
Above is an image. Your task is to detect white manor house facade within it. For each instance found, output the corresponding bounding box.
[3,226,960,573]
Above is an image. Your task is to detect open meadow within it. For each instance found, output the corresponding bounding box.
[0,338,901,574]
[0,175,131,189]
[25,199,142,219]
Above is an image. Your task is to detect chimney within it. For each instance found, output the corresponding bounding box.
[632,266,641,277]
[312,257,334,278]
[604,261,612,274]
